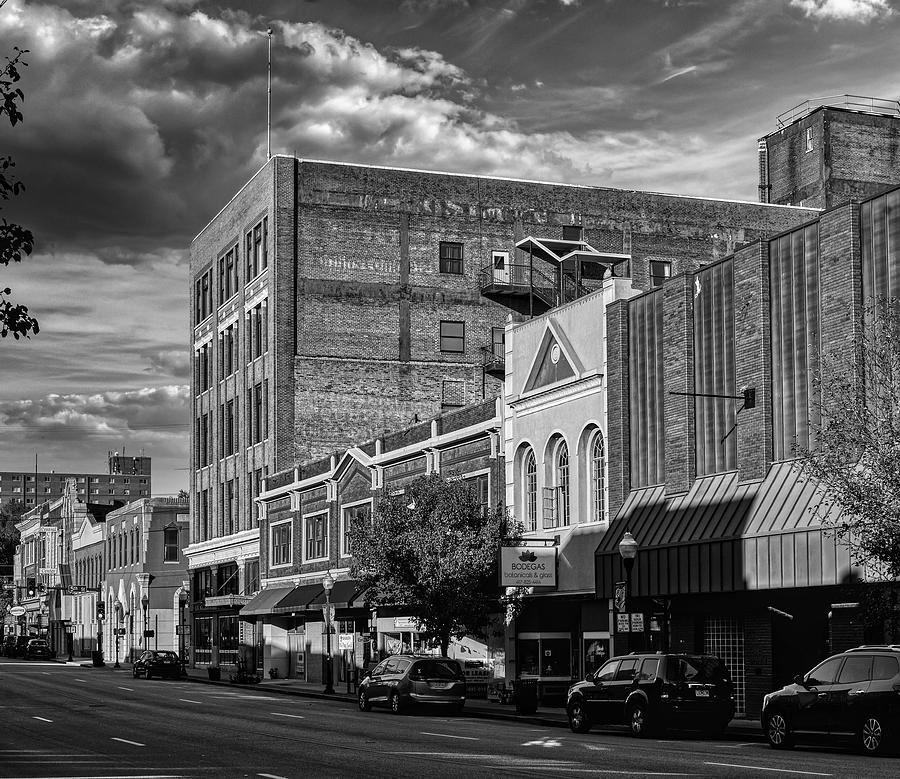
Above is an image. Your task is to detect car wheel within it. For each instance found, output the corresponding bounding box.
[626,700,651,738]
[568,700,592,734]
[358,690,371,712]
[389,692,403,714]
[859,714,886,755]
[764,712,794,749]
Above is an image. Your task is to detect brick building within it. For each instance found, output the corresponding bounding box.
[0,454,151,510]
[187,154,816,656]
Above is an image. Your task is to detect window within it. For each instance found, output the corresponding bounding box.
[248,300,268,361]
[555,441,570,527]
[221,398,237,458]
[270,521,292,567]
[250,467,267,526]
[341,502,371,557]
[649,260,671,287]
[246,217,268,280]
[837,656,871,684]
[222,478,237,535]
[524,450,537,532]
[218,244,239,304]
[244,559,260,595]
[562,225,583,241]
[197,411,211,468]
[164,525,179,562]
[463,473,489,515]
[805,126,813,153]
[247,382,266,445]
[439,241,463,274]
[304,512,328,561]
[194,268,213,323]
[805,657,843,686]
[590,432,607,524]
[195,342,212,394]
[873,656,899,680]
[615,658,638,682]
[217,562,239,596]
[439,320,465,353]
[441,379,465,409]
[219,322,238,379]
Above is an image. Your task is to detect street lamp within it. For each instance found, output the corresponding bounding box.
[141,593,149,651]
[618,531,638,653]
[114,604,121,669]
[178,591,188,676]
[323,570,335,695]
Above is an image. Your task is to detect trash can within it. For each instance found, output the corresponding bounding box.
[91,651,105,667]
[207,666,221,681]
[514,677,538,715]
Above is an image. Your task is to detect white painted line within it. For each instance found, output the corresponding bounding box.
[111,737,146,747]
[178,698,203,704]
[259,774,291,779]
[75,678,87,683]
[32,716,53,723]
[117,686,134,692]
[0,776,183,779]
[704,763,831,776]
[270,712,305,719]
[420,731,479,740]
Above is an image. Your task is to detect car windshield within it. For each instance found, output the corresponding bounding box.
[153,652,179,661]
[29,640,47,647]
[413,660,463,680]
[669,656,729,683]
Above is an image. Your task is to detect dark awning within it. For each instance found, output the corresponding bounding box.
[272,583,321,614]
[595,462,862,599]
[240,585,294,617]
[306,579,364,609]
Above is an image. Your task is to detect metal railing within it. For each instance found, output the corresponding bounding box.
[480,345,505,374]
[776,95,900,128]
[479,262,557,306]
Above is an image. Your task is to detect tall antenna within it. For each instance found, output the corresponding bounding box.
[267,27,274,159]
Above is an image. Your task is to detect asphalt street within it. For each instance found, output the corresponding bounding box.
[0,659,896,779]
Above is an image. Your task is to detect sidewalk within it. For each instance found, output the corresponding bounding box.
[66,655,763,740]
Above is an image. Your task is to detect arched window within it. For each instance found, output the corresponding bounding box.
[591,432,607,523]
[524,450,537,532]
[556,441,570,527]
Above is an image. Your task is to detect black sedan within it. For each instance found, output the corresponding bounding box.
[24,638,53,660]
[132,650,182,679]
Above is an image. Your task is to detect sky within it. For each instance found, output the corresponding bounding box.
[1,0,899,496]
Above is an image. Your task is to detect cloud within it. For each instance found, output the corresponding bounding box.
[789,0,892,22]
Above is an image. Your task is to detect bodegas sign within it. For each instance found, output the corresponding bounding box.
[499,544,557,588]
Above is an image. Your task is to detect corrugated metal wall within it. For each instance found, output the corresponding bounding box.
[628,291,665,487]
[769,223,820,460]
[861,189,900,303]
[693,259,736,475]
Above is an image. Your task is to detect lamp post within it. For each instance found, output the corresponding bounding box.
[179,591,188,677]
[114,606,121,669]
[141,593,149,652]
[323,570,335,695]
[618,531,638,653]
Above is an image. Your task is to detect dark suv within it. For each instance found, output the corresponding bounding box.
[358,655,466,714]
[566,652,735,737]
[762,645,900,755]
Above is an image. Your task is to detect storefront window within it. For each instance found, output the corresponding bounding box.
[195,616,213,666]
[584,638,610,675]
[219,616,239,667]
[518,636,571,677]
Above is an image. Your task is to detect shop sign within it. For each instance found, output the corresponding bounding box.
[614,582,626,613]
[630,613,644,632]
[338,633,354,651]
[616,613,630,633]
[9,606,25,617]
[393,616,419,630]
[499,545,557,588]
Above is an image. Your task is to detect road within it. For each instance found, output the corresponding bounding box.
[0,658,895,778]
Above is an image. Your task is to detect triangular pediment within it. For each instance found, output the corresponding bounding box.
[523,319,583,394]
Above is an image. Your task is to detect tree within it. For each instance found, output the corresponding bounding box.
[177,489,189,500]
[796,297,900,580]
[349,473,521,657]
[0,498,24,567]
[1,45,37,339]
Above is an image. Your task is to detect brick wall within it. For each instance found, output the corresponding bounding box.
[743,612,774,719]
[662,273,695,493]
[606,300,630,519]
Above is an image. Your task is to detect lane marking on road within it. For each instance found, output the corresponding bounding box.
[258,773,291,779]
[420,732,479,740]
[111,737,146,747]
[712,742,757,748]
[270,713,305,719]
[75,678,88,683]
[117,686,134,691]
[32,716,53,723]
[178,698,203,704]
[704,763,831,776]
[0,775,184,779]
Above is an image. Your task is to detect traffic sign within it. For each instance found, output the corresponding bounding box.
[175,625,191,635]
[9,605,25,617]
[143,630,155,638]
[65,624,77,633]
[67,585,87,595]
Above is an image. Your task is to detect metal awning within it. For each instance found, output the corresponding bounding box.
[240,585,294,617]
[305,579,365,609]
[515,236,630,267]
[595,462,864,599]
[271,583,322,614]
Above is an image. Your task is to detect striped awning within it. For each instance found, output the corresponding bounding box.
[595,461,864,599]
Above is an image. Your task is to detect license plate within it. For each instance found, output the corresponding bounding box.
[428,682,451,690]
[695,689,710,697]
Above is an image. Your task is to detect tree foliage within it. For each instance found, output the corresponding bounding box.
[349,474,521,657]
[1,45,37,339]
[0,498,24,567]
[797,297,900,579]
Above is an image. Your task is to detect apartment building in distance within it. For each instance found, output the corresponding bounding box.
[0,453,151,510]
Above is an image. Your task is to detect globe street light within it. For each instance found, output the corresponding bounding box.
[323,570,335,695]
[618,531,638,653]
[141,593,149,651]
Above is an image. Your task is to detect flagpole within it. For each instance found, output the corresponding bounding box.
[267,27,273,159]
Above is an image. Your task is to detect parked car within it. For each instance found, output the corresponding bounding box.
[12,635,33,658]
[566,652,735,737]
[762,645,900,755]
[358,655,466,714]
[132,650,182,680]
[24,638,53,660]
